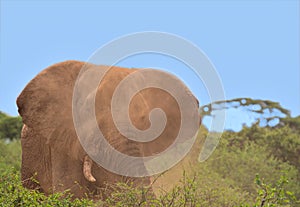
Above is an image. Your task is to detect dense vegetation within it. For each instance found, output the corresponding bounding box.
[0,111,22,141]
[0,99,299,206]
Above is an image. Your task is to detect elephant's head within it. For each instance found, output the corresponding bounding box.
[17,60,201,199]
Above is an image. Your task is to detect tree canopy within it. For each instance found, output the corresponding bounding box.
[0,111,23,141]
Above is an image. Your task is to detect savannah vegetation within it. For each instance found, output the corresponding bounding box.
[0,98,299,206]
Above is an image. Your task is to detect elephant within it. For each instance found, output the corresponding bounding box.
[17,60,201,199]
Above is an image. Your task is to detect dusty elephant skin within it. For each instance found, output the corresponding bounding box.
[16,60,200,199]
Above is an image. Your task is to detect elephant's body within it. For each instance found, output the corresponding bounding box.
[17,61,200,199]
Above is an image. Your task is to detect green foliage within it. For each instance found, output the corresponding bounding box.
[0,168,100,207]
[0,140,21,173]
[233,124,300,181]
[104,183,153,206]
[200,98,291,127]
[203,129,300,199]
[253,174,299,207]
[282,115,300,134]
[0,168,298,207]
[0,104,299,206]
[0,111,23,140]
[98,171,251,207]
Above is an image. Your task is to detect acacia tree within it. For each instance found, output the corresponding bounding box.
[200,97,292,127]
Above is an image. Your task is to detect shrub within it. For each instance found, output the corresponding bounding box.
[0,113,22,141]
[0,168,100,207]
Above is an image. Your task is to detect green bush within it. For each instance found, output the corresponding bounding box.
[0,109,299,206]
[0,140,21,173]
[0,112,23,140]
[200,134,300,199]
[0,168,298,207]
[252,174,299,207]
[0,168,100,207]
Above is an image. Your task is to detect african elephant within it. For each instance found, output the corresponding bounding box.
[17,60,200,199]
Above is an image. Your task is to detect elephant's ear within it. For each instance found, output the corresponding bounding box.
[16,61,84,141]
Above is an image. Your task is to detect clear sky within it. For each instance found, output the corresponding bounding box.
[0,1,299,130]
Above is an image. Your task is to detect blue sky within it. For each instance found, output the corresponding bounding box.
[0,0,299,130]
